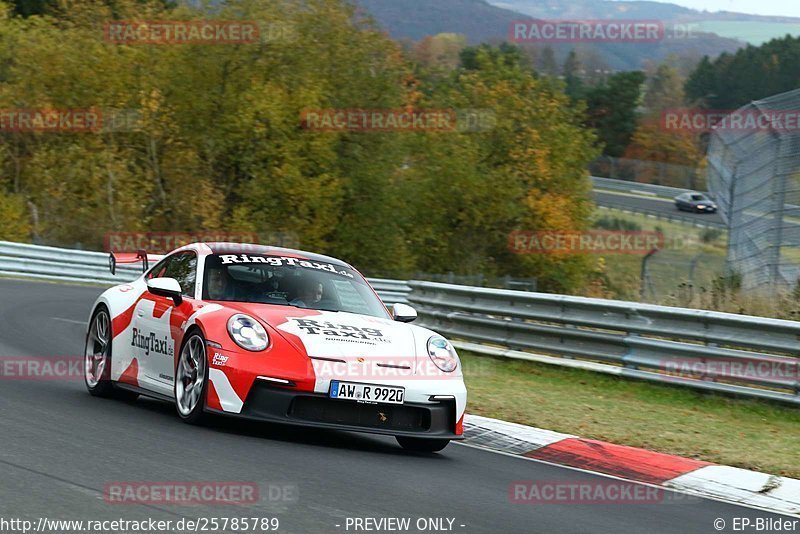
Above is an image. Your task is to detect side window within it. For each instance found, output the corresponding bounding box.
[164,253,197,297]
[147,253,197,297]
[147,257,171,280]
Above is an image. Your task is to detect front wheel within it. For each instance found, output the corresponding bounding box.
[396,436,450,453]
[84,306,138,401]
[85,307,114,397]
[175,331,209,425]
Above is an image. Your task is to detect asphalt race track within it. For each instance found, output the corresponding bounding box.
[0,278,789,533]
[592,190,727,226]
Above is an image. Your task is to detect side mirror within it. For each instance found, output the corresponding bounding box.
[147,277,183,306]
[392,303,417,323]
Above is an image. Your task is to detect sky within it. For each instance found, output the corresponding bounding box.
[639,0,800,17]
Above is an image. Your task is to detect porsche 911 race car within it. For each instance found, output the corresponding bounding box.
[85,243,467,452]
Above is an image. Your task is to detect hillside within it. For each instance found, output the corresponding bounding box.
[492,0,800,23]
[493,0,696,20]
[357,0,516,43]
[356,0,745,70]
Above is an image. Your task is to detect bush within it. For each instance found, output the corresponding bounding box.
[592,215,642,231]
[700,228,723,243]
[0,193,31,242]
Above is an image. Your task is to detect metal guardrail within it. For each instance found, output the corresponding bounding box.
[596,201,727,230]
[2,241,798,405]
[590,177,726,229]
[367,278,411,305]
[591,176,695,199]
[593,175,800,215]
[408,281,800,406]
[0,242,407,299]
[0,241,143,284]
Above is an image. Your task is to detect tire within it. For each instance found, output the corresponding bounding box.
[85,306,115,397]
[175,330,209,425]
[84,306,138,401]
[396,436,450,453]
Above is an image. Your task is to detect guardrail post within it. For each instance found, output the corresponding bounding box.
[621,329,638,370]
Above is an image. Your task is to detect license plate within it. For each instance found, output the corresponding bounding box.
[329,381,405,405]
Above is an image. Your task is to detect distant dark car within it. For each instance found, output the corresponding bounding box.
[675,192,717,213]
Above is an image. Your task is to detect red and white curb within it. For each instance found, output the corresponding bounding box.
[462,414,800,516]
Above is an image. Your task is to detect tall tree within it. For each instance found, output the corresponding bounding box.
[684,55,717,106]
[413,33,466,71]
[643,57,685,112]
[405,44,600,290]
[583,71,646,157]
[562,49,583,99]
[685,36,800,108]
[538,46,558,77]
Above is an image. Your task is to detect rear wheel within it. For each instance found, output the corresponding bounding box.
[175,331,208,425]
[396,436,450,453]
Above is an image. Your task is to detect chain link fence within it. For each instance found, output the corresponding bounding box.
[706,88,800,293]
[640,249,728,303]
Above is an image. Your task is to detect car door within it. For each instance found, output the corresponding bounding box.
[135,251,198,395]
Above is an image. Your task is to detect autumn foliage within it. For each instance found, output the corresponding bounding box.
[0,0,598,292]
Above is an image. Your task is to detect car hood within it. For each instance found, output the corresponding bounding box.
[220,303,422,364]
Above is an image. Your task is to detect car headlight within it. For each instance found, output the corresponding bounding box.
[227,314,269,352]
[427,336,459,373]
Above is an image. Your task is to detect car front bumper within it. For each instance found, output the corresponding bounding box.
[207,380,464,440]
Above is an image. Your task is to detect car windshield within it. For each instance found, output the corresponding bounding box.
[202,254,390,319]
[690,194,707,201]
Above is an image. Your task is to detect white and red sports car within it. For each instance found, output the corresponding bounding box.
[84,243,466,452]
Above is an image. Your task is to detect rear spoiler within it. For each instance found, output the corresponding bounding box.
[108,250,166,275]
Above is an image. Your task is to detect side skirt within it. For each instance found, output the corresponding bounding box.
[114,382,173,403]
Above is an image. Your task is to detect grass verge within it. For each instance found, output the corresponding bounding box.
[461,351,800,478]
